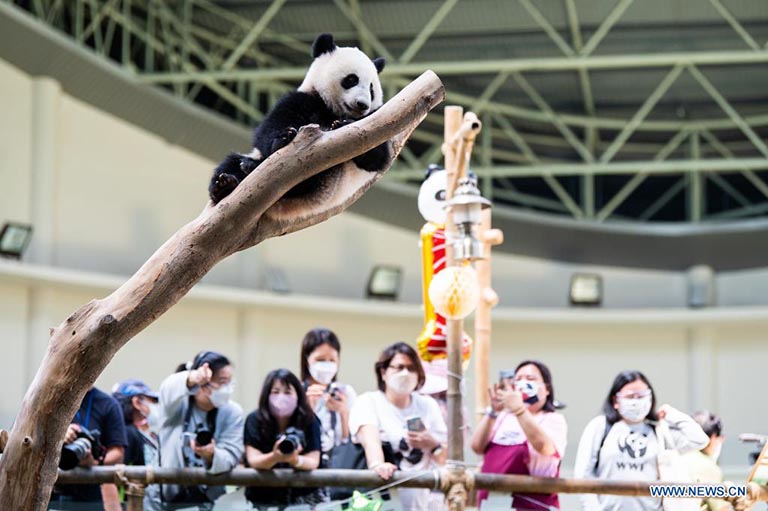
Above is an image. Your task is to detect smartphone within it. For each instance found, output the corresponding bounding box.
[325,382,344,401]
[406,416,425,432]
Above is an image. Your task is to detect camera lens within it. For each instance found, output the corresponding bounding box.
[278,437,297,454]
[195,430,213,446]
[59,437,92,470]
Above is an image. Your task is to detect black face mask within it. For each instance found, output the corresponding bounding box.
[515,381,540,405]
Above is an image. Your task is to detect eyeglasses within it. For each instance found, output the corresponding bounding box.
[617,389,652,399]
[389,364,417,373]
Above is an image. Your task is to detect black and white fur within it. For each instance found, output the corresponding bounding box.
[209,33,391,205]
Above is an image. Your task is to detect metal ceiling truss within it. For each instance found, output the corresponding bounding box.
[6,0,768,222]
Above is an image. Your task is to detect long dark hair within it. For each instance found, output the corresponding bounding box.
[176,350,231,375]
[300,328,341,382]
[603,370,658,425]
[514,360,557,413]
[255,369,315,439]
[374,342,425,392]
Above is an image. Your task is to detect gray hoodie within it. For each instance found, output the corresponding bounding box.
[145,371,244,510]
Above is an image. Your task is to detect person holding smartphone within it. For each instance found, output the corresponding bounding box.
[299,328,357,462]
[471,360,567,510]
[349,342,448,511]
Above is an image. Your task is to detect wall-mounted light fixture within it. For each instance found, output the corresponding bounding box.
[366,265,402,300]
[0,223,33,260]
[569,273,603,306]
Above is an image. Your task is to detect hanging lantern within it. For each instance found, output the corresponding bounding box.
[447,175,491,262]
[428,264,481,320]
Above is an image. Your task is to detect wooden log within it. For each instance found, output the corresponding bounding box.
[0,71,445,511]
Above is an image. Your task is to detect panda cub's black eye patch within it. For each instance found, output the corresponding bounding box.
[370,83,374,101]
[341,74,359,89]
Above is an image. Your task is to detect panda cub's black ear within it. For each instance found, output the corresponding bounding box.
[312,33,337,58]
[373,57,385,74]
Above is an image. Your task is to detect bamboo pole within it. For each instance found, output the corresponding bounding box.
[473,211,503,413]
[442,106,464,471]
[441,108,483,511]
[53,466,768,501]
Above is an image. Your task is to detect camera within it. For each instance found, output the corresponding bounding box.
[195,425,214,447]
[278,427,306,454]
[739,433,767,465]
[60,427,104,470]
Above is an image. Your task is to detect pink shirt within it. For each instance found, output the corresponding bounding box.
[490,410,568,477]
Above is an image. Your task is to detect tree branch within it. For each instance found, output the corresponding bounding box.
[0,71,444,511]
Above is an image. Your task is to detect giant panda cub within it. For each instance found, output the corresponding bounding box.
[209,32,391,210]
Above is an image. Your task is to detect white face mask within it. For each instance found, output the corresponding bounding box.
[146,402,162,431]
[209,384,234,409]
[617,395,652,423]
[309,361,338,385]
[386,369,418,395]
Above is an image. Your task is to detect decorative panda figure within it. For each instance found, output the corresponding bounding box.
[209,32,391,205]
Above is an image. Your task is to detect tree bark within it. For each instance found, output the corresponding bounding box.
[0,71,444,511]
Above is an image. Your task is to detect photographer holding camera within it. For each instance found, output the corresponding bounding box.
[50,386,127,511]
[244,368,324,509]
[145,351,244,511]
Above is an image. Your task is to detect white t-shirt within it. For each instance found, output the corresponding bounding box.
[350,391,448,511]
[315,382,357,453]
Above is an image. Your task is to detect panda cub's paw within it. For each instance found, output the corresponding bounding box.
[239,156,260,175]
[270,127,299,153]
[330,118,354,131]
[210,173,240,204]
[353,141,391,173]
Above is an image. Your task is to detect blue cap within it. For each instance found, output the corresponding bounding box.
[112,379,159,401]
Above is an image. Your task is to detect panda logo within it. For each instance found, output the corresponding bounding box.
[618,431,648,459]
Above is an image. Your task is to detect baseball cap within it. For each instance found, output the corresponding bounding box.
[112,379,159,401]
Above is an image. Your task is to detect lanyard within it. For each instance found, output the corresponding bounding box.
[75,390,95,429]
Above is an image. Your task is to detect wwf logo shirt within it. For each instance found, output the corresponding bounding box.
[572,406,709,511]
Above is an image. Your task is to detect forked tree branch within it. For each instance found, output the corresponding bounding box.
[0,71,444,511]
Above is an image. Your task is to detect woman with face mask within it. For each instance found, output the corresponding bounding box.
[299,328,357,460]
[349,342,448,511]
[573,370,709,511]
[244,368,324,509]
[471,360,567,510]
[112,379,161,467]
[145,351,244,511]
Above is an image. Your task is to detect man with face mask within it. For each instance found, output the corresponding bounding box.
[684,412,733,511]
[112,379,161,468]
[145,351,244,511]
